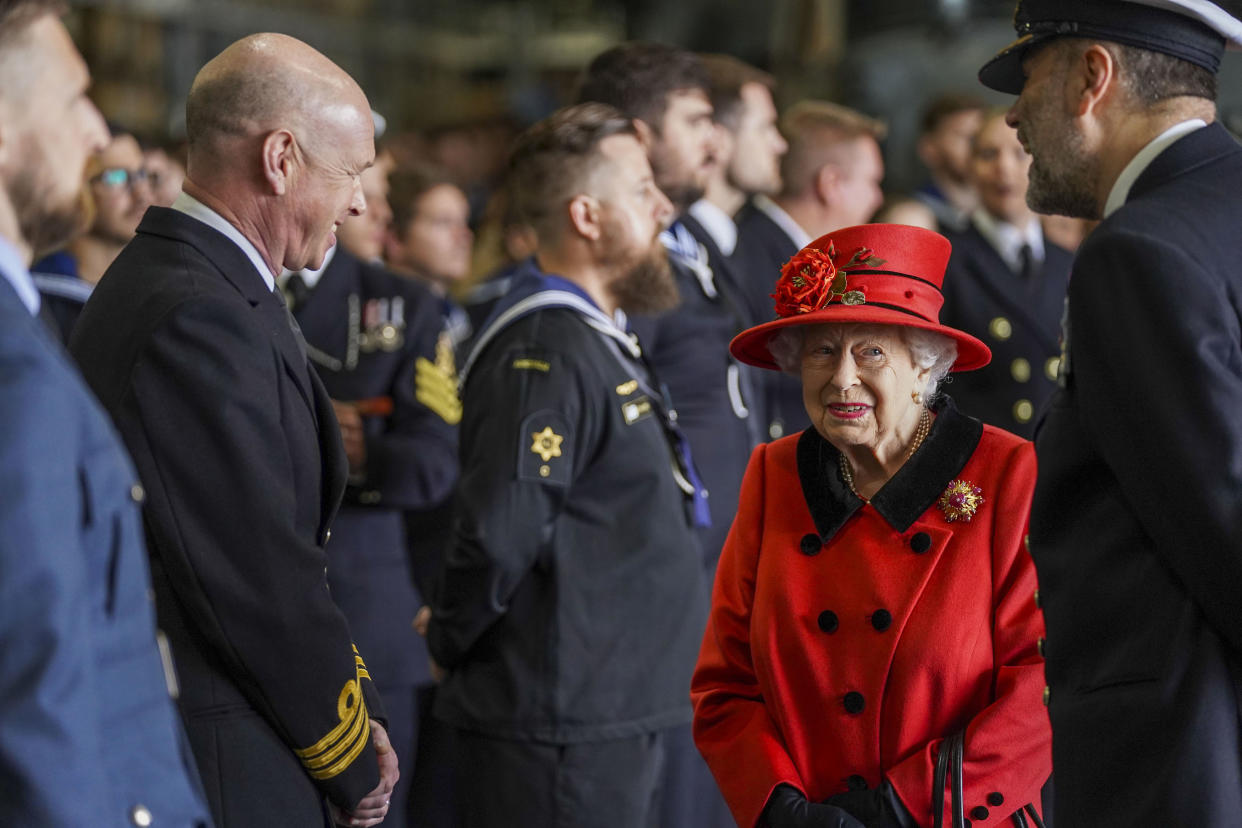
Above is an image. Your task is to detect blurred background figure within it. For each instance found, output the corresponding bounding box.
[732,99,886,440]
[386,163,475,351]
[688,53,787,328]
[32,127,154,341]
[939,108,1072,438]
[1040,212,1095,253]
[913,92,986,232]
[141,140,186,208]
[458,185,538,332]
[874,193,939,230]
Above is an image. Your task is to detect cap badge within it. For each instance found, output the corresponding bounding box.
[939,479,984,522]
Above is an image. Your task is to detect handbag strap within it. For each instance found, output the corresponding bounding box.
[933,732,966,828]
[950,732,965,828]
[932,735,949,828]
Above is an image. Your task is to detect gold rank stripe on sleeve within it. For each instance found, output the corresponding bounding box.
[415,356,463,424]
[293,651,373,780]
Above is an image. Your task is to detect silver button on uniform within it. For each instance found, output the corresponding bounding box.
[130,804,153,827]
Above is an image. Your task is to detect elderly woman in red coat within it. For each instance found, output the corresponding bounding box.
[692,224,1051,828]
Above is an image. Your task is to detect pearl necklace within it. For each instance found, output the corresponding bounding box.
[838,407,932,503]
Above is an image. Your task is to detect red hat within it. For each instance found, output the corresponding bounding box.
[730,223,991,372]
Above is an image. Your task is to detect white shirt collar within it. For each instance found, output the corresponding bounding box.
[687,199,739,256]
[752,194,812,250]
[0,236,39,315]
[1104,119,1207,218]
[971,209,1045,273]
[280,243,336,290]
[171,191,276,291]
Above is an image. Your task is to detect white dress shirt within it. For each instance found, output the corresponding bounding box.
[0,235,39,315]
[171,192,276,291]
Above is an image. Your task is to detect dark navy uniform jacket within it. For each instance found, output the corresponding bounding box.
[629,223,756,572]
[0,266,210,827]
[731,199,807,440]
[939,223,1072,438]
[30,250,90,343]
[1031,123,1242,826]
[71,208,385,827]
[289,246,459,688]
[427,267,708,743]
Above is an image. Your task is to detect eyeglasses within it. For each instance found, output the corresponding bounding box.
[90,167,149,188]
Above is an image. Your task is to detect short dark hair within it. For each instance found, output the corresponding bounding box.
[918,92,987,137]
[1108,41,1217,103]
[575,42,708,130]
[698,53,775,132]
[505,102,637,241]
[389,162,457,235]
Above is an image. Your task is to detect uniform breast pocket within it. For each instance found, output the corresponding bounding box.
[79,442,147,618]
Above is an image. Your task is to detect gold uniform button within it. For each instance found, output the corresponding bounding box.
[130,805,153,827]
[1045,356,1061,381]
[1042,686,1051,706]
[989,317,1013,341]
[1011,358,1031,383]
[1037,636,1046,657]
[324,528,332,545]
[359,490,381,505]
[130,483,146,503]
[1033,588,1040,609]
[1024,534,1030,552]
[1013,399,1034,423]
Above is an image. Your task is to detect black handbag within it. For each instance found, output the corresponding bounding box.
[932,732,1047,828]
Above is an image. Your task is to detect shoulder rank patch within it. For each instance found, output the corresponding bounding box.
[518,410,572,486]
[513,358,551,372]
[415,331,462,424]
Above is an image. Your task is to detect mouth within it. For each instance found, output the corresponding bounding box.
[827,402,871,420]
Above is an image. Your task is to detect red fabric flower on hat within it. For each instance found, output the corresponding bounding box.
[772,244,846,317]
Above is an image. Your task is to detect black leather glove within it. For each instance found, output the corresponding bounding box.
[822,780,917,828]
[763,784,867,828]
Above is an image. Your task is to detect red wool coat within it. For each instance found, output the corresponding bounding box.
[692,405,1051,828]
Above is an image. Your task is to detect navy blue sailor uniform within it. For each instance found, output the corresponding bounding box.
[939,218,1072,437]
[629,220,758,574]
[29,250,91,343]
[426,265,709,826]
[284,246,460,828]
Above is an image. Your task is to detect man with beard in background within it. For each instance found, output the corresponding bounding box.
[416,102,709,827]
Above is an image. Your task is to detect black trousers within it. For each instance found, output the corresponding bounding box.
[455,729,667,828]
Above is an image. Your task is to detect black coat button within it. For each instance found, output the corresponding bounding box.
[910,532,931,554]
[871,610,892,632]
[971,806,990,820]
[987,792,1005,807]
[843,691,865,714]
[800,533,822,556]
[818,611,839,633]
[846,774,868,791]
[964,821,972,828]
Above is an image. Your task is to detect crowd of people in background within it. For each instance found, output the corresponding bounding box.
[7,0,1242,826]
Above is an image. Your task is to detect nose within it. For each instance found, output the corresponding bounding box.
[84,99,109,155]
[653,187,674,227]
[830,353,859,393]
[1005,103,1021,129]
[349,177,366,217]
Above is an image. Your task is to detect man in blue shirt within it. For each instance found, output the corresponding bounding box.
[0,2,211,825]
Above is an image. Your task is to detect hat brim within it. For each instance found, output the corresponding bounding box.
[730,307,992,373]
[979,32,1052,93]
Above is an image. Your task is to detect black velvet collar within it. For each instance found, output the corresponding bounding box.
[796,396,983,540]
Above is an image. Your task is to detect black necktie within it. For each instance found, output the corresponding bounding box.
[1018,243,1037,282]
[283,271,310,312]
[273,286,308,362]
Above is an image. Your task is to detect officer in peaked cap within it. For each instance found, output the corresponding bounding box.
[980,2,1242,826]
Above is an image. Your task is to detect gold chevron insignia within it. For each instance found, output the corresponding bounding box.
[294,662,371,780]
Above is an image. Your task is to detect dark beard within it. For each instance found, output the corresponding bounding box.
[609,243,680,316]
[1023,128,1101,220]
[12,166,91,260]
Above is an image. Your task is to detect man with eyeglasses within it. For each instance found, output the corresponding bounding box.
[32,127,154,341]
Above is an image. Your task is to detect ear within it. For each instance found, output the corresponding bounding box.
[567,193,602,241]
[632,118,656,153]
[813,163,840,206]
[260,129,298,196]
[1073,43,1117,118]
